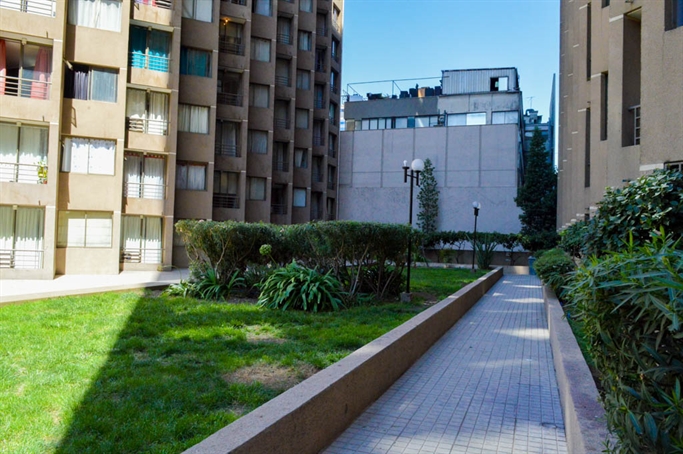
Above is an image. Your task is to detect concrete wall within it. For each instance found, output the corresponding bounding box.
[338,125,522,234]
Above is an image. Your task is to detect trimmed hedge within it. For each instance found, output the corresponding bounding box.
[532,248,575,295]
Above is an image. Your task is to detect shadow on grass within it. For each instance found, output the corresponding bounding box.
[55,293,419,453]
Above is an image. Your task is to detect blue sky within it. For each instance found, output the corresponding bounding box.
[340,0,560,121]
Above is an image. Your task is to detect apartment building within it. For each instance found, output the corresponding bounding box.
[339,68,524,234]
[558,0,683,228]
[0,0,344,278]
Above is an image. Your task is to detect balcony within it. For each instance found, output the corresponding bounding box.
[314,98,324,109]
[327,180,335,190]
[134,0,172,9]
[127,117,169,136]
[219,37,245,56]
[316,26,327,37]
[123,182,165,200]
[328,146,336,159]
[330,85,340,95]
[0,74,50,100]
[0,248,43,269]
[332,52,340,63]
[274,117,290,129]
[215,142,240,157]
[312,170,323,183]
[310,208,322,220]
[274,159,289,172]
[213,193,239,208]
[0,0,55,16]
[315,62,325,73]
[271,204,287,215]
[277,34,293,45]
[313,135,324,147]
[217,92,243,106]
[129,52,170,72]
[0,162,46,184]
[275,75,291,87]
[120,247,162,264]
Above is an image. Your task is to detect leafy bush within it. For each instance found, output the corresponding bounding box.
[195,268,244,301]
[559,221,589,259]
[162,279,196,298]
[521,231,560,253]
[257,261,346,312]
[566,233,683,453]
[584,169,683,256]
[533,248,575,295]
[472,232,499,270]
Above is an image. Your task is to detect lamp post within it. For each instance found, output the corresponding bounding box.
[402,158,424,300]
[471,201,481,272]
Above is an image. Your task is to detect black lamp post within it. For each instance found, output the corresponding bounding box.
[403,158,424,298]
[471,201,481,272]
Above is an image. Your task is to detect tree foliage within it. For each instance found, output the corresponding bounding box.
[417,158,439,234]
[515,128,557,236]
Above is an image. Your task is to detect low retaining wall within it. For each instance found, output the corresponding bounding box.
[184,268,503,454]
[544,286,612,454]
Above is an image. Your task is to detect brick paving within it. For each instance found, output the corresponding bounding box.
[323,275,567,454]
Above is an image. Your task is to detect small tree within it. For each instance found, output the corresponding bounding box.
[515,128,557,236]
[417,158,439,234]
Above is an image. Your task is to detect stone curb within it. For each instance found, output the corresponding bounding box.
[544,285,613,454]
[183,268,504,454]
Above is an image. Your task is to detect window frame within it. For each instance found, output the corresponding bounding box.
[57,210,113,248]
[61,136,116,176]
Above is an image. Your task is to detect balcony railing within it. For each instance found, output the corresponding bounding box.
[313,135,324,146]
[314,98,324,109]
[0,0,54,15]
[217,92,243,106]
[0,75,50,100]
[630,105,641,145]
[120,247,162,264]
[316,26,327,37]
[219,37,245,55]
[123,182,165,200]
[274,159,288,172]
[275,75,291,87]
[271,204,287,215]
[127,117,169,136]
[213,193,239,208]
[276,33,292,45]
[0,162,46,184]
[330,85,340,95]
[0,248,43,269]
[312,170,323,182]
[215,142,240,157]
[129,52,170,72]
[134,0,172,9]
[315,62,325,73]
[274,117,290,129]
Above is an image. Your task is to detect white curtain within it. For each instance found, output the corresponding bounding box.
[68,0,121,32]
[62,138,114,175]
[18,126,47,184]
[250,84,269,107]
[58,211,86,247]
[294,148,307,168]
[296,70,310,90]
[85,212,112,248]
[149,92,169,135]
[126,88,146,131]
[187,164,205,190]
[254,0,271,16]
[143,217,162,263]
[176,164,188,189]
[293,188,306,207]
[143,156,164,199]
[251,38,270,62]
[62,138,88,173]
[14,207,44,269]
[0,123,18,182]
[248,130,268,154]
[0,206,13,253]
[91,67,117,102]
[298,32,311,51]
[178,104,209,134]
[124,153,142,198]
[249,177,265,200]
[121,215,141,253]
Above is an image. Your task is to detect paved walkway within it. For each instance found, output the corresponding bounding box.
[324,275,567,454]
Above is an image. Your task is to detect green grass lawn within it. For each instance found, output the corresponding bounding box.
[0,268,483,453]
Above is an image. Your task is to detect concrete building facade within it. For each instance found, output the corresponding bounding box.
[339,68,524,235]
[0,0,344,278]
[558,0,683,228]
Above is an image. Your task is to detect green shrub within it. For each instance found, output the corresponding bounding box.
[559,221,589,259]
[162,279,196,298]
[521,231,560,253]
[566,233,683,453]
[195,268,244,301]
[472,232,499,270]
[533,248,575,295]
[257,261,346,312]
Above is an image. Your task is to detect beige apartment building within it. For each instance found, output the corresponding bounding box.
[558,0,683,228]
[0,0,343,278]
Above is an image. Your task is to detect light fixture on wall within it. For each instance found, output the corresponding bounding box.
[402,158,424,301]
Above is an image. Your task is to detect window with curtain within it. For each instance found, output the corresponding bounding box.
[182,0,212,22]
[61,137,116,175]
[126,88,169,135]
[447,113,486,126]
[0,123,48,184]
[213,171,239,195]
[250,38,271,62]
[64,64,118,102]
[68,0,122,32]
[492,111,520,125]
[129,26,171,73]
[298,31,312,51]
[215,120,240,156]
[121,216,162,263]
[248,177,266,200]
[249,84,270,108]
[329,103,337,124]
[176,161,206,190]
[252,0,271,16]
[248,130,268,154]
[293,188,306,207]
[124,152,165,199]
[296,70,310,90]
[180,47,212,77]
[0,205,45,269]
[295,109,309,129]
[178,104,210,134]
[299,0,311,12]
[1,39,53,99]
[57,211,112,248]
[294,148,308,168]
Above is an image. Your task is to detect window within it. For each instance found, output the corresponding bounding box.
[64,64,118,102]
[0,206,44,269]
[0,39,52,99]
[332,5,341,28]
[217,70,242,106]
[275,58,290,87]
[295,109,309,129]
[315,48,326,72]
[274,100,290,129]
[395,117,408,129]
[298,31,312,51]
[121,216,162,263]
[316,13,327,36]
[248,130,268,154]
[328,134,336,157]
[293,188,306,207]
[326,197,335,220]
[586,3,592,79]
[176,161,206,190]
[666,0,683,31]
[126,89,169,135]
[123,153,165,199]
[253,0,271,16]
[600,72,608,141]
[277,17,292,44]
[299,0,311,13]
[329,103,337,125]
[178,104,210,134]
[57,211,112,248]
[215,120,240,156]
[294,148,308,168]
[249,84,270,108]
[313,120,324,145]
[665,161,683,172]
[271,184,287,214]
[0,123,48,184]
[312,156,323,182]
[68,0,122,32]
[330,70,339,93]
[490,77,508,92]
[296,70,311,90]
[180,47,212,77]
[314,84,325,109]
[491,111,519,125]
[219,19,244,55]
[182,0,212,22]
[213,171,239,208]
[602,0,610,6]
[251,38,271,62]
[1,0,55,16]
[447,112,487,126]
[331,38,340,61]
[129,26,171,72]
[415,116,439,128]
[274,142,288,171]
[248,177,266,200]
[61,137,116,175]
[585,108,591,188]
